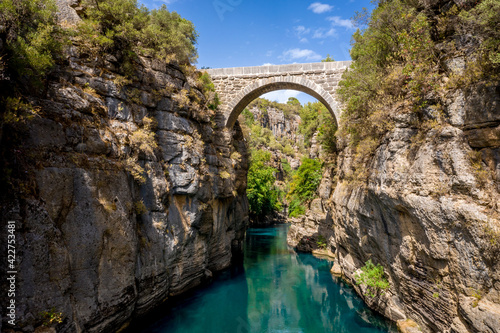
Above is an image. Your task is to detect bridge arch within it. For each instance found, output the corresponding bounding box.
[225,76,340,129]
[206,61,352,129]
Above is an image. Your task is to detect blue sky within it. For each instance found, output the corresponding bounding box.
[140,0,374,104]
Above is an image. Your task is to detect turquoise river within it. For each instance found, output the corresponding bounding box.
[138,224,397,333]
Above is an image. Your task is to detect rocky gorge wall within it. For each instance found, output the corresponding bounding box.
[0,45,249,332]
[247,104,303,169]
[288,81,500,332]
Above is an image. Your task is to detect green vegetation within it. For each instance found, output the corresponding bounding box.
[316,235,327,249]
[0,0,67,85]
[77,0,198,70]
[198,72,220,110]
[287,158,322,217]
[241,108,255,127]
[321,54,334,62]
[298,101,337,152]
[0,0,67,137]
[248,97,302,120]
[247,150,282,219]
[471,289,482,307]
[354,260,390,298]
[239,97,335,219]
[337,0,500,182]
[457,0,500,76]
[40,308,63,326]
[0,0,199,88]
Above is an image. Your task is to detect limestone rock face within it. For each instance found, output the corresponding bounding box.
[250,106,301,143]
[287,165,336,252]
[288,81,500,332]
[0,52,249,332]
[55,0,82,26]
[249,105,303,169]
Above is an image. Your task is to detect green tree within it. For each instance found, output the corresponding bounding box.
[287,158,322,217]
[247,150,282,219]
[0,0,67,85]
[241,108,255,127]
[298,101,337,151]
[337,0,499,158]
[298,102,322,146]
[77,0,198,72]
[321,54,335,62]
[287,97,301,107]
[318,119,337,153]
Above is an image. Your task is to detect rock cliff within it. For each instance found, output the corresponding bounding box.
[0,44,249,333]
[288,0,500,330]
[249,105,302,145]
[288,83,500,332]
[248,103,303,170]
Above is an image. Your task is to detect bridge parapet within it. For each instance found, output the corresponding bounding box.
[206,61,352,77]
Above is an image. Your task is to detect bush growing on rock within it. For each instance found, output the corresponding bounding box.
[298,101,337,151]
[0,0,67,87]
[354,259,390,298]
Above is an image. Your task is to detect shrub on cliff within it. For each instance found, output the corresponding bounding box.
[0,0,69,153]
[298,101,337,152]
[355,259,390,298]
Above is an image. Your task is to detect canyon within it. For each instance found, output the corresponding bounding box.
[1,0,499,332]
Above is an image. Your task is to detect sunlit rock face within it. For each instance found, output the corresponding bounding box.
[0,46,249,333]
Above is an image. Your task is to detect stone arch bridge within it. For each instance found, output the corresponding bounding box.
[206,61,352,128]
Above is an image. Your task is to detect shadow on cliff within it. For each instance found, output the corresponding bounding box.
[293,214,336,254]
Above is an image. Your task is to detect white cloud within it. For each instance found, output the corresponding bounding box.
[312,28,337,39]
[308,2,333,14]
[262,63,275,66]
[294,25,310,35]
[294,25,311,43]
[261,90,302,103]
[281,48,322,61]
[327,16,354,29]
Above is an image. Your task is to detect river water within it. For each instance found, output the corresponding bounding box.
[139,224,397,333]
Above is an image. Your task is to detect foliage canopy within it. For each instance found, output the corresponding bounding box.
[0,0,67,85]
[78,0,198,67]
[287,158,322,217]
[247,150,282,219]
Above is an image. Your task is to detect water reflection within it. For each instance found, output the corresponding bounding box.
[140,225,397,333]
